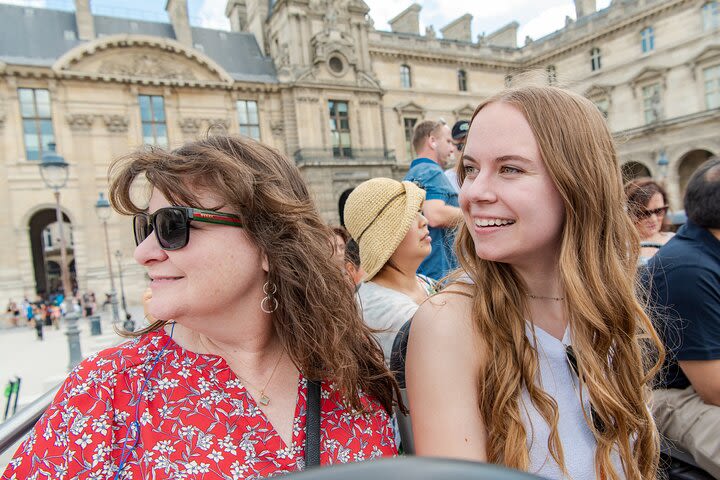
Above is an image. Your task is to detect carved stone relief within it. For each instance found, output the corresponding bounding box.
[179,117,230,135]
[0,108,6,131]
[66,113,95,131]
[270,121,284,137]
[102,115,129,133]
[98,54,198,81]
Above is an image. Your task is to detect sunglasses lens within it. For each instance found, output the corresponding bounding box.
[155,208,188,250]
[133,215,152,246]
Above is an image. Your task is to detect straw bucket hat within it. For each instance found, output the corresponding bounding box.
[344,178,425,281]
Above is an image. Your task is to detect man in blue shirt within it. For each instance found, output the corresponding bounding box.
[403,120,463,280]
[646,157,720,477]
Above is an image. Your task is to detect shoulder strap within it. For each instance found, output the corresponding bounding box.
[305,379,321,468]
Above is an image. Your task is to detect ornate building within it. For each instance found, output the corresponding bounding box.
[0,0,718,304]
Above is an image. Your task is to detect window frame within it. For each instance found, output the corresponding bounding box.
[138,94,168,148]
[457,69,467,92]
[546,65,557,85]
[702,1,719,31]
[328,100,352,158]
[642,82,662,124]
[236,99,261,140]
[703,64,720,109]
[400,64,412,89]
[590,47,602,72]
[18,87,55,161]
[641,26,655,53]
[403,117,418,160]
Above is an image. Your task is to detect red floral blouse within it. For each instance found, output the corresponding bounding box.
[2,329,396,479]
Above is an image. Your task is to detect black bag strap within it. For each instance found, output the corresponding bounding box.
[305,379,321,468]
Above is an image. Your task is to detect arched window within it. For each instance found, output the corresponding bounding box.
[702,1,719,30]
[641,27,655,53]
[590,47,602,72]
[457,69,467,91]
[546,65,557,85]
[400,64,412,88]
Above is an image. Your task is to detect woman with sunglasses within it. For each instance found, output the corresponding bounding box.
[406,86,664,479]
[3,136,398,479]
[624,178,674,264]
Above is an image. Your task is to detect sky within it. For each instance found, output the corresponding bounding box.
[1,0,612,43]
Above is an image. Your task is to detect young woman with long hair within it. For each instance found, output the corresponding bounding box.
[406,86,664,480]
[4,135,399,479]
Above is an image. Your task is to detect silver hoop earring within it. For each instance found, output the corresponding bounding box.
[261,281,278,313]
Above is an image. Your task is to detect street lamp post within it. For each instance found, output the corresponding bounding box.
[94,192,120,325]
[115,250,135,332]
[39,144,73,313]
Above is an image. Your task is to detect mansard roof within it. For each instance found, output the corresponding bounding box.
[0,3,277,83]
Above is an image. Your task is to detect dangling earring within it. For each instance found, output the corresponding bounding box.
[261,281,278,313]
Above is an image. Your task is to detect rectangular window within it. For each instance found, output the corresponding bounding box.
[641,27,655,53]
[404,117,417,159]
[139,95,168,147]
[237,100,260,140]
[328,100,351,158]
[642,83,661,124]
[400,65,412,89]
[704,64,720,109]
[594,97,610,118]
[18,88,55,161]
[702,1,719,31]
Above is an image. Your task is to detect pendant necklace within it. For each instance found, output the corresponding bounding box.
[241,350,284,406]
[526,293,565,302]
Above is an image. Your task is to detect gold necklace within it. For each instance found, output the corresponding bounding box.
[526,293,565,301]
[241,350,284,406]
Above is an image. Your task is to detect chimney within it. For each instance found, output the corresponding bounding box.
[74,0,95,40]
[165,0,193,46]
[225,0,247,32]
[486,22,519,48]
[575,0,597,19]
[440,14,472,42]
[389,3,421,35]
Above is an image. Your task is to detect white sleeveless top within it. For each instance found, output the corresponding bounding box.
[521,323,623,479]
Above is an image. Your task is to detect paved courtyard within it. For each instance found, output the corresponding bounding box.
[0,305,145,470]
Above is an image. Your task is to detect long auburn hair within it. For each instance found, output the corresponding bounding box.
[453,86,665,479]
[108,135,400,413]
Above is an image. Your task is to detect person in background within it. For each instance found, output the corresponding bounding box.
[645,157,720,477]
[407,86,664,480]
[624,178,674,264]
[444,120,469,194]
[3,135,398,479]
[403,120,463,281]
[345,177,435,365]
[331,226,349,268]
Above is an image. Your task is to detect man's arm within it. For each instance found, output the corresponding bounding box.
[679,360,720,406]
[423,199,463,228]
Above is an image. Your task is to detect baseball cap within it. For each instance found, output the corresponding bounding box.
[451,120,469,140]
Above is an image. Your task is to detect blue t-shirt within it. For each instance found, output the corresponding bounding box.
[403,158,459,280]
[645,221,720,389]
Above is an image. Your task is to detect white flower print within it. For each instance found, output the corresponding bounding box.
[208,450,224,462]
[75,432,93,448]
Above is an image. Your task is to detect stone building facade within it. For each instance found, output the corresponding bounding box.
[0,0,718,305]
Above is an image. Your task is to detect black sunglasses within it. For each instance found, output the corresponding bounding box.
[133,207,243,251]
[565,345,606,434]
[636,205,669,219]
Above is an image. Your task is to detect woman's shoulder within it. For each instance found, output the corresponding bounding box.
[65,330,168,388]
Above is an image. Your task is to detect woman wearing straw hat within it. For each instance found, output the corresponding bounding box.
[344,178,436,364]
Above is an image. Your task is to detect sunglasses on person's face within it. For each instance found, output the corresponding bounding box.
[133,206,243,251]
[636,205,669,220]
[566,345,606,434]
[454,142,465,151]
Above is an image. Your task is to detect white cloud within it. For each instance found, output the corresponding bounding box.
[193,0,230,30]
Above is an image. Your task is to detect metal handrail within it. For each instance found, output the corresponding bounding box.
[0,383,61,455]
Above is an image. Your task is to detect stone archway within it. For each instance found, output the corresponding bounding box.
[621,161,652,182]
[338,188,354,227]
[678,149,714,198]
[28,209,75,297]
